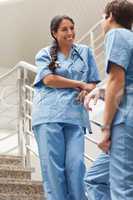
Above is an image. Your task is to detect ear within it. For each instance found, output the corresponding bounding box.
[108,12,114,23]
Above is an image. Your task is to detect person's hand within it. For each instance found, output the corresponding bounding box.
[78,82,95,93]
[98,129,111,153]
[76,90,88,103]
[84,88,105,110]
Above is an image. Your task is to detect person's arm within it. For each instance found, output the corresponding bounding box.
[98,64,125,153]
[103,64,125,127]
[43,74,96,91]
[98,30,130,153]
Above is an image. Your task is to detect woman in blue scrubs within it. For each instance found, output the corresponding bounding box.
[32,15,100,200]
[84,0,133,199]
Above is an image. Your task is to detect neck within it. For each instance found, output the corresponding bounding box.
[59,44,72,57]
[110,22,124,30]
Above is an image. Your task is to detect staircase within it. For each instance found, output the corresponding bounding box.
[0,155,44,200]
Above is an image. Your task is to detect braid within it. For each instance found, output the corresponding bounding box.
[48,40,59,73]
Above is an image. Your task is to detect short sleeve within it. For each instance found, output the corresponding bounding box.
[87,48,100,83]
[33,48,52,87]
[105,30,131,73]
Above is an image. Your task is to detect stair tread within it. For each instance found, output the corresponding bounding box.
[0,193,44,197]
[0,155,22,167]
[0,155,44,198]
[0,193,45,200]
[0,178,42,185]
[0,165,31,172]
[0,155,22,159]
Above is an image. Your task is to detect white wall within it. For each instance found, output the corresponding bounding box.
[0,0,108,73]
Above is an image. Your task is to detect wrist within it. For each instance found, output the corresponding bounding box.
[101,124,111,132]
[77,81,84,89]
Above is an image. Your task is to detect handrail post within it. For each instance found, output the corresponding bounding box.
[90,30,95,49]
[24,69,31,169]
[17,67,25,167]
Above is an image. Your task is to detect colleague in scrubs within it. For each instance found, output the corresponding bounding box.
[84,0,133,199]
[32,15,100,200]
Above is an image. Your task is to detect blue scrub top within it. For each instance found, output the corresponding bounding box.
[32,44,100,128]
[104,28,133,127]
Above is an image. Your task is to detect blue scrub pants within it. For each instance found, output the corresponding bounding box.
[85,123,133,200]
[33,123,87,200]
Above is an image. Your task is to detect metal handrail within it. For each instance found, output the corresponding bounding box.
[94,42,104,53]
[25,85,34,92]
[84,153,95,162]
[0,61,37,80]
[93,33,104,44]
[2,145,18,155]
[91,120,102,128]
[26,130,34,138]
[85,135,98,145]
[25,99,33,106]
[0,132,17,142]
[26,145,38,158]
[77,20,103,44]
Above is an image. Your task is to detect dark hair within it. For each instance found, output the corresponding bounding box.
[104,0,133,30]
[48,15,74,72]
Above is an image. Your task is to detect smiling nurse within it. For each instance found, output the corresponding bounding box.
[32,15,100,200]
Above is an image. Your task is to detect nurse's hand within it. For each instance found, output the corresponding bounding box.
[76,82,97,104]
[84,88,105,110]
[76,90,88,103]
[78,82,96,93]
[98,129,111,153]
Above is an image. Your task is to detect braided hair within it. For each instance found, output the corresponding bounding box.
[48,15,74,72]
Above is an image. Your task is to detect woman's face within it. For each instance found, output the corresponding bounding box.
[53,19,75,48]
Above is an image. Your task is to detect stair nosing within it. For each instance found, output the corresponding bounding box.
[0,155,22,159]
[0,165,31,172]
[0,178,42,185]
[0,193,44,196]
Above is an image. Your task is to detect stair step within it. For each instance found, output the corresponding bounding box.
[0,165,31,180]
[0,155,23,167]
[0,193,45,200]
[0,179,44,195]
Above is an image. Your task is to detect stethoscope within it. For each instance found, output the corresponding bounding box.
[54,45,89,76]
[71,46,89,74]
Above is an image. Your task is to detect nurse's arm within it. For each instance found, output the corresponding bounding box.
[97,64,125,153]
[43,74,95,91]
[103,63,125,128]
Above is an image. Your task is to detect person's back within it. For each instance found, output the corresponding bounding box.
[121,29,133,85]
[120,28,133,127]
[108,28,133,83]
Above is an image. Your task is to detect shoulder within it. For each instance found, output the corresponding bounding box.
[104,29,118,46]
[35,46,51,60]
[105,28,131,46]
